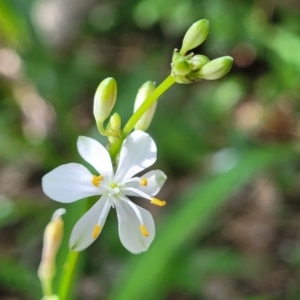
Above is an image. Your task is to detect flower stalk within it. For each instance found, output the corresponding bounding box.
[40,17,234,300]
[57,251,79,300]
[109,74,175,160]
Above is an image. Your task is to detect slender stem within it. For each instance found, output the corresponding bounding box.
[57,199,95,300]
[97,121,119,138]
[123,74,175,136]
[41,278,52,297]
[57,251,79,300]
[96,121,106,136]
[109,74,175,159]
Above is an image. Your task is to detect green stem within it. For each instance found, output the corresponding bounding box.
[96,121,106,136]
[97,121,119,138]
[122,74,175,136]
[57,199,95,300]
[57,251,79,300]
[109,74,175,159]
[41,278,53,297]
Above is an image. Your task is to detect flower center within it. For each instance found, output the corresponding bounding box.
[109,183,120,194]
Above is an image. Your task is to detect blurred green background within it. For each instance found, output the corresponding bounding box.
[1,0,300,299]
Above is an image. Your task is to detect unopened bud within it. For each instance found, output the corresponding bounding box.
[106,113,121,143]
[171,51,194,83]
[38,208,65,295]
[171,52,192,76]
[134,81,157,131]
[197,56,233,80]
[180,19,209,55]
[93,77,117,124]
[191,55,210,71]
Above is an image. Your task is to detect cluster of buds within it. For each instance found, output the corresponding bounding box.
[93,78,158,142]
[92,20,233,141]
[171,19,233,84]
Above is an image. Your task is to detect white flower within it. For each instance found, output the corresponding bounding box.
[42,131,167,254]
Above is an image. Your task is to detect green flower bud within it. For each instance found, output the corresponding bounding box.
[171,51,194,83]
[191,54,210,71]
[93,77,117,124]
[106,113,121,144]
[173,58,192,76]
[197,56,233,80]
[180,19,209,55]
[134,81,157,131]
[171,51,192,76]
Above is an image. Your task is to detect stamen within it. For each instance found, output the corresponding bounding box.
[151,197,166,207]
[140,224,149,237]
[119,196,147,232]
[92,224,101,239]
[122,187,152,200]
[92,175,103,187]
[140,177,148,186]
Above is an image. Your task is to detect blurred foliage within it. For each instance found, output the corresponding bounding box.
[1,0,300,299]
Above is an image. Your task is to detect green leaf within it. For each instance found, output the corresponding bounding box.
[0,258,40,298]
[108,145,296,300]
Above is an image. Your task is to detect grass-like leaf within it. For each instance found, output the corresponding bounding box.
[108,145,296,300]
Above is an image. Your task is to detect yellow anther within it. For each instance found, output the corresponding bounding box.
[140,177,148,186]
[92,224,101,239]
[92,175,103,187]
[140,225,149,237]
[151,198,166,207]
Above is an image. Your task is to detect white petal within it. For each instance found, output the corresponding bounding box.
[42,163,102,203]
[69,197,111,251]
[124,170,167,197]
[115,131,157,181]
[114,200,155,254]
[77,136,113,176]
